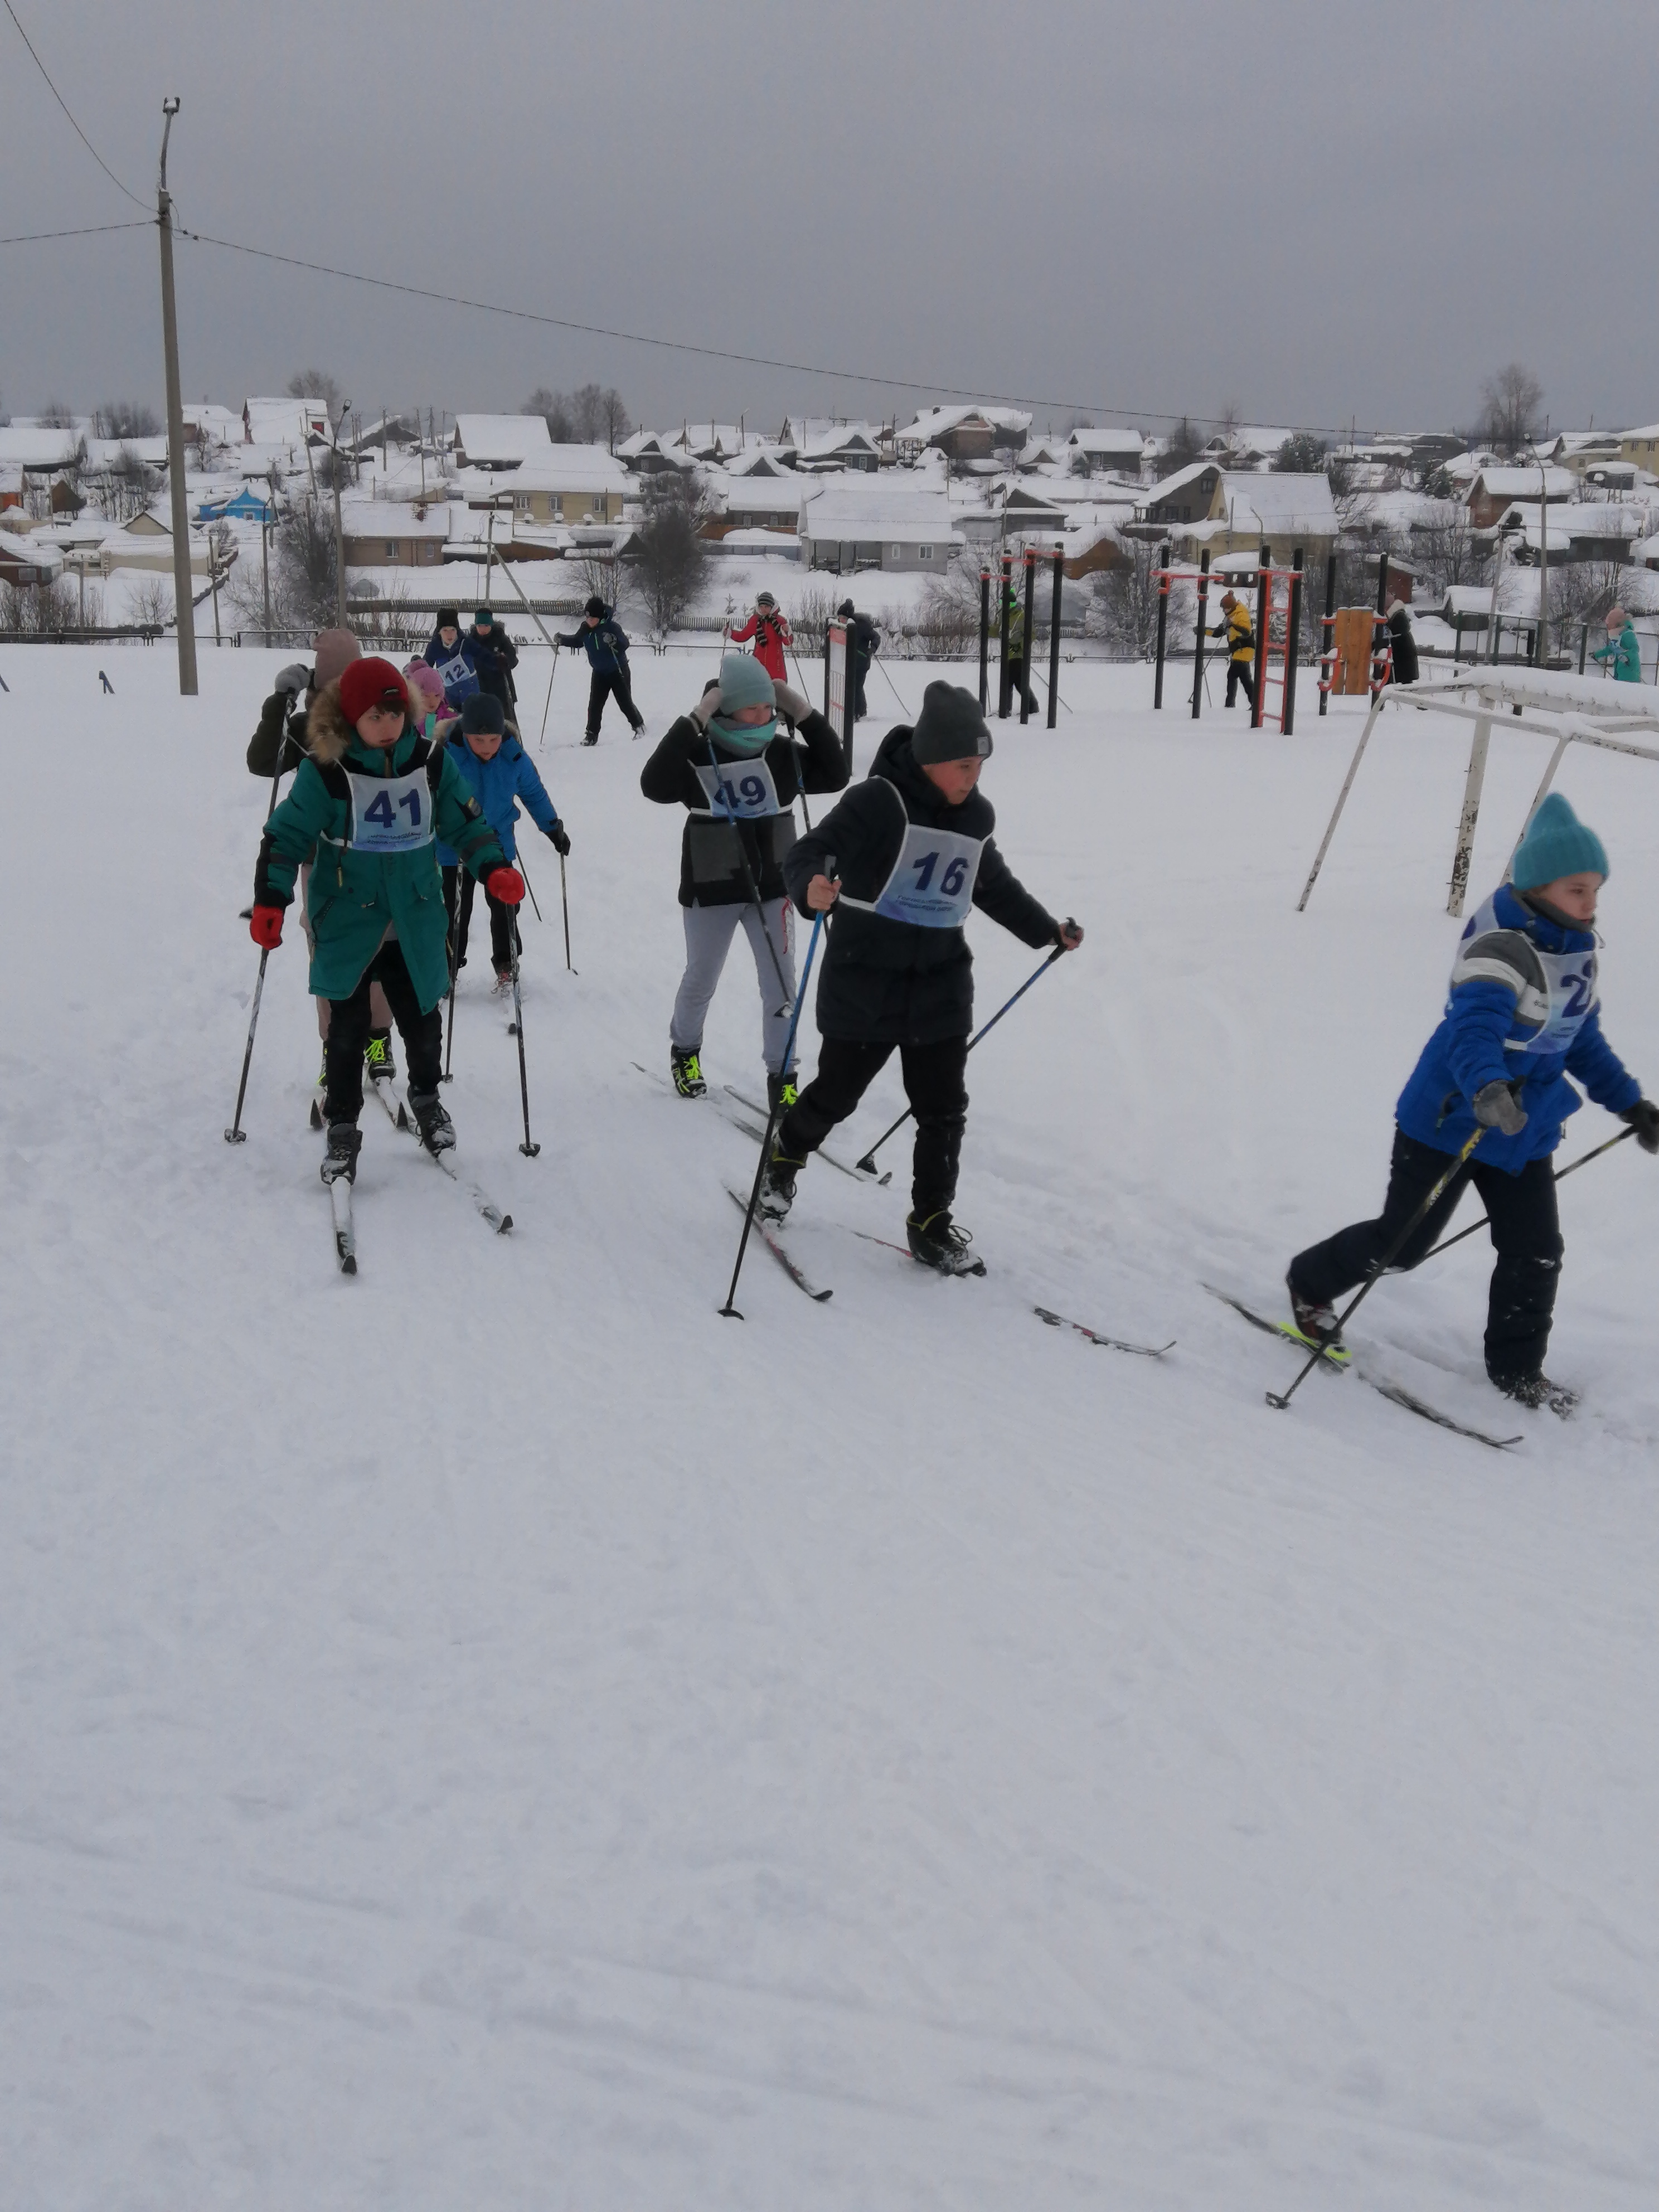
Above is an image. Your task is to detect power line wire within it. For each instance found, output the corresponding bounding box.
[0,219,152,246]
[1,0,151,211]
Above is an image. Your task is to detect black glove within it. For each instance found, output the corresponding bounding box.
[274,660,309,699]
[1472,1080,1528,1137]
[546,820,571,857]
[1620,1098,1659,1153]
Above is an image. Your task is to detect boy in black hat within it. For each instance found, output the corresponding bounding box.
[763,681,1083,1271]
[557,596,645,744]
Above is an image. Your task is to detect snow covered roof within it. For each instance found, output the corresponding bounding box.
[0,427,83,469]
[339,499,453,537]
[799,482,957,542]
[453,414,554,467]
[1469,466,1576,501]
[897,404,1032,444]
[1139,459,1220,504]
[245,397,331,442]
[1066,425,1146,458]
[1216,470,1337,532]
[496,445,630,495]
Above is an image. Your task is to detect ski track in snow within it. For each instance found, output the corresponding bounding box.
[2,646,1658,2207]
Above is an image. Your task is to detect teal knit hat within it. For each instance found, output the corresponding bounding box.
[1511,792,1609,890]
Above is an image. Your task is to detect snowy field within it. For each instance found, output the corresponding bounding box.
[3,640,1658,2208]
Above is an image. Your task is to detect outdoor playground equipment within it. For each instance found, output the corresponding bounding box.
[975,545,1066,730]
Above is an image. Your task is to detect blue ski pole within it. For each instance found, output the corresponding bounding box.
[853,937,1073,1175]
[721,879,830,1320]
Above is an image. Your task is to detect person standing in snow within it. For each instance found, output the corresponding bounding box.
[1284,793,1659,1412]
[838,598,881,721]
[641,652,847,1104]
[760,681,1083,1272]
[1210,590,1256,710]
[1384,601,1419,686]
[1001,582,1038,716]
[422,607,481,710]
[249,657,522,1184]
[464,608,519,722]
[247,628,399,1088]
[557,595,646,744]
[1590,607,1642,682]
[438,693,570,992]
[727,590,793,683]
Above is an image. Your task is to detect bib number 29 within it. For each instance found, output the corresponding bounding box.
[364,788,421,830]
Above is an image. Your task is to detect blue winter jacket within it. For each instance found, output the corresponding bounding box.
[557,606,630,673]
[423,629,482,707]
[1395,882,1639,1172]
[435,730,560,866]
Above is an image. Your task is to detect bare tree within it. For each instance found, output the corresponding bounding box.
[1093,542,1187,661]
[93,400,161,440]
[268,494,340,633]
[525,386,575,442]
[128,574,176,630]
[634,472,711,634]
[1410,504,1492,596]
[36,398,75,428]
[1479,364,1544,456]
[0,577,77,633]
[287,368,343,414]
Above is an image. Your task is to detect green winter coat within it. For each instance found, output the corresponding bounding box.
[1591,619,1642,682]
[255,683,505,1011]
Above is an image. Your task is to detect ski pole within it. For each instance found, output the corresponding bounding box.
[516,846,545,924]
[1267,1126,1486,1413]
[708,739,793,1007]
[1418,1123,1636,1264]
[508,922,539,1158]
[537,646,558,749]
[442,870,463,1081]
[559,851,575,973]
[224,943,273,1143]
[876,653,913,722]
[721,881,830,1321]
[855,939,1071,1175]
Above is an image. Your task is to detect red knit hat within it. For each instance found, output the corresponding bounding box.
[338,656,409,727]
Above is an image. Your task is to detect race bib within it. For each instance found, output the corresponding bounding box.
[432,648,478,700]
[346,769,435,854]
[871,822,983,926]
[694,759,780,819]
[1458,893,1599,1059]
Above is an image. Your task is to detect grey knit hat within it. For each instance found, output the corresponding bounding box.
[911,680,993,765]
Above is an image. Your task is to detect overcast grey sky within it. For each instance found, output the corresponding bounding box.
[2,0,1652,440]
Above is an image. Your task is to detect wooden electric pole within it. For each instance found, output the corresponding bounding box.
[157,98,198,695]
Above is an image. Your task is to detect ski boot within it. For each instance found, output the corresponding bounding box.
[1495,1371,1579,1417]
[582,731,599,748]
[364,1028,397,1083]
[766,1068,799,1115]
[671,1046,707,1099]
[408,1089,457,1155]
[1287,1272,1346,1354]
[319,1121,362,1186]
[757,1150,803,1222]
[906,1209,984,1275]
[491,968,514,997]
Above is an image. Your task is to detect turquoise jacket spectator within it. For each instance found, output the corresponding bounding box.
[1591,618,1642,682]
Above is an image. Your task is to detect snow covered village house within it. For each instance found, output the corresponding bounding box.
[1465,467,1575,530]
[1066,426,1147,479]
[1133,467,1338,566]
[1133,461,1225,530]
[499,448,629,527]
[339,499,451,569]
[895,406,1031,465]
[799,481,960,573]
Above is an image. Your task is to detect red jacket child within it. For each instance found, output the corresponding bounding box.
[728,593,793,682]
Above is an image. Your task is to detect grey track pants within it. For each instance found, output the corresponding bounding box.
[670,898,798,1073]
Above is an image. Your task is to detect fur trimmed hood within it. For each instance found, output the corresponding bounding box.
[304,681,356,767]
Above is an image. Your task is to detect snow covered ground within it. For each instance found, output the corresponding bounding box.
[3,642,1658,2207]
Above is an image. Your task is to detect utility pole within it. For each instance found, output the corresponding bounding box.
[1536,453,1550,668]
[157,98,198,695]
[331,400,351,629]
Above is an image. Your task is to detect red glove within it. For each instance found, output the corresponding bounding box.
[486,866,525,906]
[250,905,285,949]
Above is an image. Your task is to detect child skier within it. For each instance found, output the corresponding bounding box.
[422,608,480,710]
[1286,793,1659,1409]
[761,681,1084,1271]
[438,693,570,991]
[728,590,793,683]
[640,652,847,1105]
[250,658,523,1183]
[557,596,644,743]
[1590,606,1642,682]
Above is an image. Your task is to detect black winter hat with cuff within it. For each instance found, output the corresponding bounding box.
[910,680,993,765]
[461,693,506,736]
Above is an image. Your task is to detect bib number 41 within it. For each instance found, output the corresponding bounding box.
[363,787,421,831]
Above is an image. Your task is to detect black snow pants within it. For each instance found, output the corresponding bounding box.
[586,666,643,739]
[1289,1127,1564,1384]
[1225,659,1257,710]
[324,940,442,1124]
[781,1034,969,1219]
[443,863,518,978]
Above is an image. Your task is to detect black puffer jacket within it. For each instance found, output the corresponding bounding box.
[782,726,1059,1045]
[247,688,311,778]
[641,705,848,908]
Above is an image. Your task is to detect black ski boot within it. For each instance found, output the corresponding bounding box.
[906,1209,985,1275]
[408,1089,457,1154]
[1495,1371,1579,1417]
[671,1046,707,1099]
[320,1121,362,1186]
[1287,1272,1346,1353]
[758,1151,803,1222]
[365,1027,397,1083]
[765,1068,799,1114]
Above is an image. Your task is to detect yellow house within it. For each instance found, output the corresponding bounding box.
[499,446,630,527]
[1617,423,1659,469]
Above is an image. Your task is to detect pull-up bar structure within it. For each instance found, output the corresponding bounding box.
[1297,667,1659,918]
[1152,546,1307,732]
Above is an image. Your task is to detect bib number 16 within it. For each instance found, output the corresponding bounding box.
[912,850,968,895]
